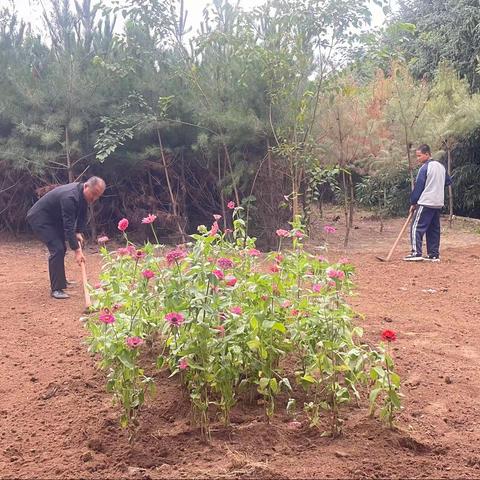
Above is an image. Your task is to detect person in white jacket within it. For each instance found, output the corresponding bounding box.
[404,144,452,262]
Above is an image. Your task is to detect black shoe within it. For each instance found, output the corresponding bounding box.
[51,290,69,299]
[424,255,440,262]
[403,254,423,262]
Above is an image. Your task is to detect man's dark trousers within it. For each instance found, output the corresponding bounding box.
[411,205,441,257]
[27,218,68,291]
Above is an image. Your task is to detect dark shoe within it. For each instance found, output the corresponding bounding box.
[424,255,440,262]
[51,290,69,299]
[403,254,423,262]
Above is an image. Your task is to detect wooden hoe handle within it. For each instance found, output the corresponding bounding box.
[79,244,92,309]
[384,211,414,262]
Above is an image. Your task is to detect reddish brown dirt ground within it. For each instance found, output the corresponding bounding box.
[1,214,480,479]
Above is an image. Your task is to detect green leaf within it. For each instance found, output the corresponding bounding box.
[272,321,286,333]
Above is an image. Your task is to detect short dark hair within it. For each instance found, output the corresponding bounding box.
[85,176,106,189]
[416,144,431,155]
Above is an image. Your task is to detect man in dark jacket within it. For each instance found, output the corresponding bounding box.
[27,177,106,299]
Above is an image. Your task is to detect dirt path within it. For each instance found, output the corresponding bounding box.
[1,216,480,479]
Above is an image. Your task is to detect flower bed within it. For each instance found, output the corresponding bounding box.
[85,206,400,438]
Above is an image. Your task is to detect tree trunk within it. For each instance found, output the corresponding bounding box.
[406,138,414,191]
[156,128,186,243]
[65,127,74,183]
[349,175,354,227]
[223,143,240,207]
[342,170,350,248]
[291,158,299,220]
[447,147,453,228]
[218,151,227,229]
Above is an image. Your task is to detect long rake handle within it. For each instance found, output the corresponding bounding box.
[79,244,92,309]
[385,211,414,262]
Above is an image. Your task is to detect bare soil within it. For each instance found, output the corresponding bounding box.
[1,213,480,479]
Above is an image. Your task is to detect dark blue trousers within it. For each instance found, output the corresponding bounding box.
[410,205,441,257]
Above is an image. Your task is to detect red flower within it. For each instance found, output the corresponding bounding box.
[212,269,224,280]
[217,257,234,270]
[230,306,242,315]
[166,248,187,265]
[126,336,144,348]
[142,269,155,280]
[225,275,237,287]
[165,312,185,327]
[327,268,345,280]
[118,218,129,232]
[209,221,219,236]
[179,358,188,370]
[142,214,157,224]
[270,265,280,273]
[99,310,115,324]
[276,229,289,237]
[227,201,235,209]
[381,330,397,342]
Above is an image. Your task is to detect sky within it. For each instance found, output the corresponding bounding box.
[5,0,396,35]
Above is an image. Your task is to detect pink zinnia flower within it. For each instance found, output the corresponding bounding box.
[142,214,157,224]
[328,280,336,287]
[294,231,305,238]
[209,221,219,236]
[275,254,284,263]
[118,218,129,232]
[179,358,188,370]
[212,269,225,280]
[317,255,327,262]
[166,248,187,265]
[327,268,345,280]
[281,300,292,308]
[133,250,145,260]
[126,336,144,348]
[291,309,300,316]
[142,269,155,280]
[323,225,336,234]
[227,201,235,209]
[165,312,185,327]
[230,306,243,315]
[248,248,261,257]
[270,265,280,273]
[312,283,322,293]
[217,257,234,270]
[97,235,109,244]
[276,229,289,237]
[213,214,222,221]
[99,310,115,324]
[261,295,269,301]
[225,275,237,287]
